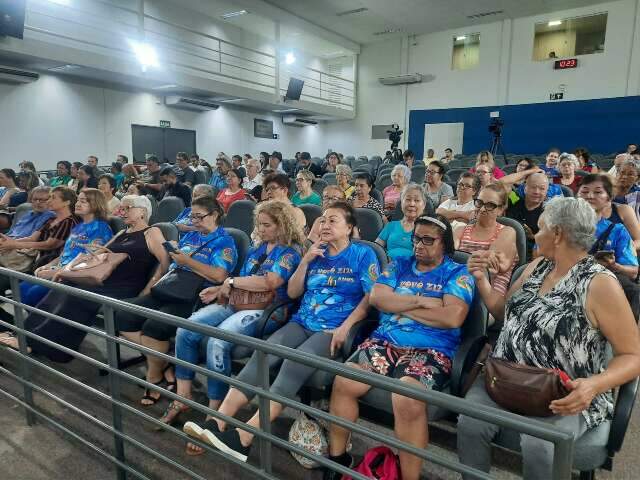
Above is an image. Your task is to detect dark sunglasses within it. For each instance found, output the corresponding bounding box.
[411,234,439,246]
[474,199,501,211]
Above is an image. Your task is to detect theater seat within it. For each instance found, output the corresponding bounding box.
[312,179,328,195]
[497,217,527,268]
[193,170,206,186]
[11,203,32,228]
[152,222,179,242]
[151,196,185,224]
[224,200,256,237]
[354,208,384,242]
[224,227,250,276]
[299,204,322,229]
[108,215,125,233]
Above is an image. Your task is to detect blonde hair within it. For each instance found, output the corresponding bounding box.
[476,151,495,168]
[79,188,109,221]
[252,200,305,248]
[296,170,315,182]
[335,164,353,179]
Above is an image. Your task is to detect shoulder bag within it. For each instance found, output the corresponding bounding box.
[227,253,275,310]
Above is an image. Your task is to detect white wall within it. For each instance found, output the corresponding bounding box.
[0,75,328,170]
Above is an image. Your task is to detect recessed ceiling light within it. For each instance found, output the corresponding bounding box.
[467,10,503,19]
[129,41,159,70]
[456,36,467,41]
[548,20,562,26]
[221,10,248,20]
[285,52,296,65]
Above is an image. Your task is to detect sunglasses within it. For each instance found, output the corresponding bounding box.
[474,199,501,211]
[412,234,439,246]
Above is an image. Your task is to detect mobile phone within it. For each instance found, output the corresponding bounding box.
[162,241,177,253]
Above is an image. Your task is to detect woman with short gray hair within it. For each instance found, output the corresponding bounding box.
[553,153,582,194]
[458,197,640,480]
[376,183,426,259]
[382,165,411,217]
[335,164,355,198]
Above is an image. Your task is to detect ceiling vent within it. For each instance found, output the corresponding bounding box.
[0,65,39,84]
[282,116,318,127]
[165,96,219,111]
[373,27,406,36]
[336,7,368,17]
[467,10,504,19]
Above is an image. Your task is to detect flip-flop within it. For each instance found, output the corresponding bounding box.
[140,378,167,406]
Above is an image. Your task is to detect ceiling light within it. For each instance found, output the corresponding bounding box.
[129,41,159,70]
[217,98,246,103]
[152,84,178,90]
[47,64,80,72]
[273,108,299,113]
[48,0,71,5]
[373,27,405,36]
[336,7,368,17]
[221,10,248,20]
[548,20,562,26]
[456,36,467,41]
[285,52,296,65]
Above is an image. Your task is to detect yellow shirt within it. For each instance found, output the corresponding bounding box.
[343,185,355,199]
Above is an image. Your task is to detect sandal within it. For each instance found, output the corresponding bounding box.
[157,400,190,428]
[140,378,167,406]
[163,364,176,393]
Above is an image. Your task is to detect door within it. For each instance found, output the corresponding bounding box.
[131,125,196,164]
[424,123,464,158]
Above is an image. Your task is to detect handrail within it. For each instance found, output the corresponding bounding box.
[0,267,575,480]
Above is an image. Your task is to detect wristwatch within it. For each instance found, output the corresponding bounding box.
[228,277,234,287]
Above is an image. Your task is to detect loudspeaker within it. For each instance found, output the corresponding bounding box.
[0,0,26,39]
[285,77,304,101]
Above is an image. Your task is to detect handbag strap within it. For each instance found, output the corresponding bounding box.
[589,222,616,254]
[248,252,269,275]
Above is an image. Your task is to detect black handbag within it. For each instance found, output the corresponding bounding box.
[150,239,218,304]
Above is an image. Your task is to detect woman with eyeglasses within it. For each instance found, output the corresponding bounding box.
[376,184,427,260]
[437,172,479,229]
[423,161,453,207]
[470,151,505,180]
[383,165,411,218]
[261,173,306,231]
[454,183,517,312]
[0,196,170,360]
[614,160,640,221]
[115,196,238,406]
[216,169,246,212]
[474,165,493,188]
[350,172,385,219]
[553,153,582,194]
[292,170,322,207]
[335,164,355,199]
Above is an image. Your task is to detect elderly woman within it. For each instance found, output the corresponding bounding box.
[216,169,246,212]
[424,160,453,207]
[292,170,322,206]
[613,159,640,202]
[173,184,216,237]
[336,164,355,198]
[454,183,517,311]
[98,174,121,214]
[115,197,237,405]
[383,165,411,217]
[470,151,505,179]
[475,164,493,189]
[184,202,380,462]
[350,172,385,218]
[162,201,304,451]
[577,174,640,278]
[376,183,426,259]
[437,172,479,229]
[0,196,169,360]
[307,185,346,243]
[458,197,640,480]
[553,153,582,193]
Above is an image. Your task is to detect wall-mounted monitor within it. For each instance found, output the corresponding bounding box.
[254,118,274,139]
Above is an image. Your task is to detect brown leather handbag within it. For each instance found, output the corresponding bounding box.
[226,252,275,311]
[58,248,129,287]
[484,357,570,417]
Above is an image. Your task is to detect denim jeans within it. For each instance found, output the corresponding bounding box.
[175,303,273,400]
[19,281,50,306]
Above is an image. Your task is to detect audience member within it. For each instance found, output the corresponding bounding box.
[321,152,341,176]
[475,164,493,188]
[242,158,263,192]
[335,164,355,199]
[327,214,474,480]
[216,169,246,212]
[292,170,321,206]
[209,156,231,190]
[119,163,140,196]
[186,202,379,462]
[76,165,99,193]
[116,196,237,405]
[67,161,83,191]
[613,159,640,202]
[575,147,598,173]
[608,153,632,177]
[350,172,384,218]
[437,172,479,229]
[424,160,453,207]
[97,174,121,214]
[470,151,505,179]
[19,161,45,186]
[402,149,415,168]
[382,165,411,217]
[231,155,246,178]
[506,172,548,261]
[110,162,125,189]
[0,169,20,209]
[0,195,169,361]
[307,186,347,243]
[500,166,562,203]
[1,186,54,240]
[459,197,640,480]
[539,147,561,177]
[176,152,195,187]
[116,154,129,165]
[50,161,72,187]
[262,173,306,231]
[86,155,99,168]
[140,156,164,200]
[377,184,427,259]
[269,151,286,174]
[163,201,303,442]
[295,151,321,177]
[259,151,270,170]
[160,168,192,207]
[173,184,216,236]
[424,148,436,164]
[627,143,638,155]
[553,153,582,193]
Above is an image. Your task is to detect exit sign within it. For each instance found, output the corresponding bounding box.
[160,120,171,128]
[549,92,564,100]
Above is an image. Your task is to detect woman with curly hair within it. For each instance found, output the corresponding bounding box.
[160,201,304,446]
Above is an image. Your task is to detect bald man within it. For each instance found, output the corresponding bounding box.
[506,172,548,260]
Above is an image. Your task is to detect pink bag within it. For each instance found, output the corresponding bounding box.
[343,446,401,480]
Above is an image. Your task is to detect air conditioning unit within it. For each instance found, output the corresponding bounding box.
[165,95,219,111]
[378,74,423,85]
[0,65,39,84]
[282,115,318,127]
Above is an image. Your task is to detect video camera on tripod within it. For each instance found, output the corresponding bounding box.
[387,123,404,164]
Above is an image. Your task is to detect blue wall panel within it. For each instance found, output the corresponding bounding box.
[408,96,640,159]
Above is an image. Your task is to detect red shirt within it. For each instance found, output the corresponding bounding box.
[469,166,506,179]
[553,176,582,194]
[216,188,246,212]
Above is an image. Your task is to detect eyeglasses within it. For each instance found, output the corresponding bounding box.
[32,197,49,203]
[264,185,283,193]
[121,205,142,212]
[474,199,501,211]
[412,234,439,246]
[323,196,343,202]
[295,177,308,182]
[476,170,491,175]
[425,170,441,175]
[189,212,212,221]
[457,183,474,190]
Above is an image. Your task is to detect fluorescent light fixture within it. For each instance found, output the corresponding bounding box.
[221,10,248,20]
[285,52,296,65]
[217,98,246,103]
[152,84,178,90]
[129,41,159,70]
[273,108,299,113]
[548,20,562,26]
[48,64,80,72]
[48,0,71,5]
[456,35,467,41]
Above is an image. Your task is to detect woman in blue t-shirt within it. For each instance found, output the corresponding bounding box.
[22,189,113,305]
[376,183,427,259]
[161,202,304,439]
[116,196,238,406]
[182,202,380,462]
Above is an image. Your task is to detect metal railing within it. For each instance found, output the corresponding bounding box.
[0,267,575,480]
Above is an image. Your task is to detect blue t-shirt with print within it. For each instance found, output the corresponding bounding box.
[372,256,474,358]
[8,210,55,238]
[240,243,302,300]
[59,220,113,266]
[176,227,237,279]
[594,218,638,267]
[172,207,193,237]
[377,221,413,260]
[292,242,380,331]
[516,183,563,200]
[208,173,228,190]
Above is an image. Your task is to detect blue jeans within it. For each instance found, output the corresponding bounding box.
[175,304,273,400]
[19,281,50,306]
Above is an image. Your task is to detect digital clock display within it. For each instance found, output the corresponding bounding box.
[554,58,578,69]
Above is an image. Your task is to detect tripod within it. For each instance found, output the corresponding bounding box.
[489,132,508,165]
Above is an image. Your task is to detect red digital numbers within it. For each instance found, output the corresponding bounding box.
[554,59,578,69]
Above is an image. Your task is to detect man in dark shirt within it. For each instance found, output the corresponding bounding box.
[176,152,195,187]
[140,155,164,200]
[506,172,548,261]
[231,155,247,179]
[294,151,321,177]
[160,168,192,207]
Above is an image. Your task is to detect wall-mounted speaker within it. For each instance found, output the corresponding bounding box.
[0,0,26,39]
